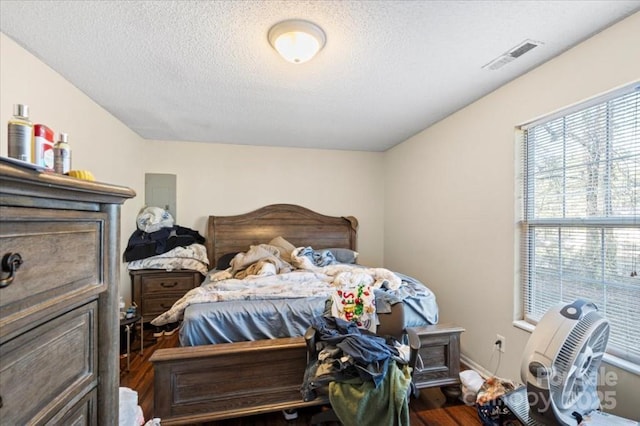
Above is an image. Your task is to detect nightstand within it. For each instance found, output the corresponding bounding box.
[407,324,465,400]
[130,270,203,323]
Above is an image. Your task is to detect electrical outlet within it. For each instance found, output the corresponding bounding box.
[495,334,506,353]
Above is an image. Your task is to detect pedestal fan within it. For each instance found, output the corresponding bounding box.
[502,300,636,425]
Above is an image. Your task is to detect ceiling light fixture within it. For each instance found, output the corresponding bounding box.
[268,19,326,64]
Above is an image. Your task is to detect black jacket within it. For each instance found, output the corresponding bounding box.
[123,225,205,262]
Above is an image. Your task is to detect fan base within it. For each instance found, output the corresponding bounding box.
[502,387,636,426]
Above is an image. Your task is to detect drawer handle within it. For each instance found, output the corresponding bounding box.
[161,281,178,288]
[0,253,23,288]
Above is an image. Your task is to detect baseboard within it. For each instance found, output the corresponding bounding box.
[460,353,494,379]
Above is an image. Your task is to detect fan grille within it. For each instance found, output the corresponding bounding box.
[551,311,609,410]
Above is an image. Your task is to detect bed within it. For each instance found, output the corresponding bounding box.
[149,204,441,425]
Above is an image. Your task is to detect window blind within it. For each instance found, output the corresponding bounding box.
[520,83,640,365]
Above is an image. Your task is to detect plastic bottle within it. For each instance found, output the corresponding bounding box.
[7,104,33,163]
[54,132,72,174]
[34,124,55,170]
[119,296,126,320]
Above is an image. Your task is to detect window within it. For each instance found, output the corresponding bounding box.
[520,83,640,365]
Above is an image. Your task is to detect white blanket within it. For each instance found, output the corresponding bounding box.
[127,243,209,275]
[151,263,403,326]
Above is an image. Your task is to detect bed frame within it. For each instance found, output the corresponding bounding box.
[149,204,451,425]
[204,204,358,268]
[150,205,356,424]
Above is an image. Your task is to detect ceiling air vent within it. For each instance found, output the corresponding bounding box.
[482,39,543,70]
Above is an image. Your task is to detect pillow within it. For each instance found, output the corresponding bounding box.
[326,248,359,264]
[268,236,296,263]
[216,252,238,270]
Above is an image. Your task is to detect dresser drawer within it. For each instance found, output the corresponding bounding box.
[0,207,104,341]
[47,388,97,426]
[0,301,97,424]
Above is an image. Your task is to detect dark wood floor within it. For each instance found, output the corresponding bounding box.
[120,327,482,425]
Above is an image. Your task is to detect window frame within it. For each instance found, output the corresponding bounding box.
[517,82,640,371]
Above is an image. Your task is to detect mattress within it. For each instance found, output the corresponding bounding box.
[179,271,438,346]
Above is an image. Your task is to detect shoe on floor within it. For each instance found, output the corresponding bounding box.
[282,409,298,420]
[152,326,164,338]
[164,322,180,336]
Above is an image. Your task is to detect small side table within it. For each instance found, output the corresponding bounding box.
[406,324,465,401]
[120,314,143,371]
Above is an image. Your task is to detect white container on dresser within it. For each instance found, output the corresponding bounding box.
[0,159,135,424]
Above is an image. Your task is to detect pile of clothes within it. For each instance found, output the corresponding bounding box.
[124,206,208,275]
[124,207,209,336]
[302,315,413,426]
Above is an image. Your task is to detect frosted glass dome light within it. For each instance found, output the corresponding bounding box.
[268,19,326,64]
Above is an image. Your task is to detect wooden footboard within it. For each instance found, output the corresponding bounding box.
[149,337,328,425]
[150,327,464,424]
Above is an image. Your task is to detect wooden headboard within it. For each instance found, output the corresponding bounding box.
[205,204,358,267]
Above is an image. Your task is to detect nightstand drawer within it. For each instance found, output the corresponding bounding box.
[131,270,203,322]
[143,295,183,318]
[141,274,197,293]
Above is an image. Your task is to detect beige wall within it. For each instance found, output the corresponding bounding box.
[0,32,384,305]
[384,12,640,420]
[140,138,385,268]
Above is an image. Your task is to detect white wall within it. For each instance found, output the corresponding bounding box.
[0,32,385,305]
[384,12,640,420]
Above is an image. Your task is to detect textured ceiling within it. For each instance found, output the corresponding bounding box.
[1,1,639,152]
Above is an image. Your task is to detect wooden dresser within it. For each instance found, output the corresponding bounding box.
[131,269,203,323]
[0,160,135,424]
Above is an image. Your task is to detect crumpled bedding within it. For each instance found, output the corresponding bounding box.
[136,206,174,233]
[211,244,347,281]
[127,243,209,275]
[211,244,402,289]
[151,262,404,327]
[151,243,407,327]
[178,272,438,345]
[228,244,293,279]
[295,246,337,267]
